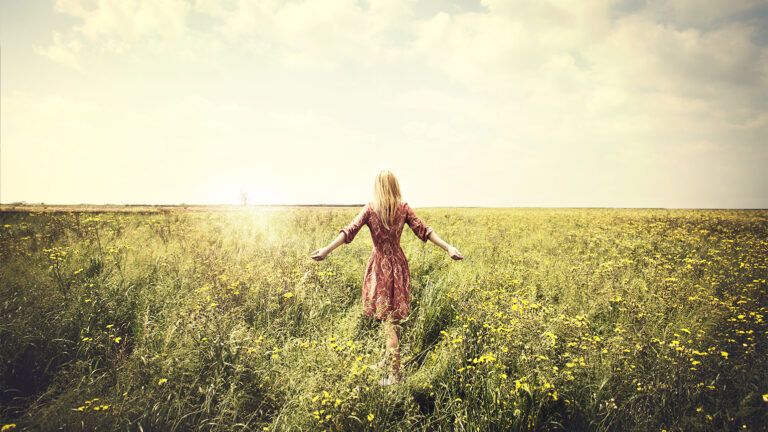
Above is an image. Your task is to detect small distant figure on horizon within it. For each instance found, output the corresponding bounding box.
[239,190,248,207]
[310,169,464,386]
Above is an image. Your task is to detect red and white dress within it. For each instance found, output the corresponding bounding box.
[339,201,433,323]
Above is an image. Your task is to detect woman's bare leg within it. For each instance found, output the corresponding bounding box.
[384,317,403,381]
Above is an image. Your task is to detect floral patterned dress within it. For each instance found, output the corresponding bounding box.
[339,201,433,323]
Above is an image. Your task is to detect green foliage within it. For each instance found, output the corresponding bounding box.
[0,208,766,431]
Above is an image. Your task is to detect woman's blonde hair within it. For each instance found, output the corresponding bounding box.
[372,170,402,229]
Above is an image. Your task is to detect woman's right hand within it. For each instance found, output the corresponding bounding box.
[310,247,330,261]
[447,245,464,260]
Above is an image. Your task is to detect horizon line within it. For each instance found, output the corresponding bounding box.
[0,203,766,211]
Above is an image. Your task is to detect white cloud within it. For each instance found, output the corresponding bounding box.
[641,0,766,27]
[39,0,422,70]
[399,1,767,146]
[55,0,192,45]
[34,30,85,72]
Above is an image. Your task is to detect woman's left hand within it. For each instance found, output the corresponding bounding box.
[310,247,330,261]
[447,245,464,260]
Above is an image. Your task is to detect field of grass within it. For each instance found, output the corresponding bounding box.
[0,207,766,431]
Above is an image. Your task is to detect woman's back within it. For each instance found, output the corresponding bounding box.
[339,201,434,254]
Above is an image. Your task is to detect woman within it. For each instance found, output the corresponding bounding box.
[310,170,464,386]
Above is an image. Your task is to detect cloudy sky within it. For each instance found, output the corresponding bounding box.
[1,0,767,208]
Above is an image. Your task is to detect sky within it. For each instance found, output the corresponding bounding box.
[1,0,767,208]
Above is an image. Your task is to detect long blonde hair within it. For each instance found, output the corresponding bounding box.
[371,170,402,229]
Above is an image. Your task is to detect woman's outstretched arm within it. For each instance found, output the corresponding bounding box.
[404,203,463,260]
[427,231,464,260]
[310,232,345,261]
[311,204,370,261]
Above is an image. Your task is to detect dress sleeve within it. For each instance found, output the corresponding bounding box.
[405,203,433,242]
[339,203,370,244]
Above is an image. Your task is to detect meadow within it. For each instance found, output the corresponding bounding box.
[0,206,766,431]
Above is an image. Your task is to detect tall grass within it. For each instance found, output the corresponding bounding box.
[0,208,766,431]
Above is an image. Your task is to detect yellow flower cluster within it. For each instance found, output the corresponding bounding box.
[73,398,110,412]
